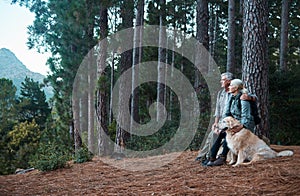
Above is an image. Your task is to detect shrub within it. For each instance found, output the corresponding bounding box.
[73,145,94,163]
[30,142,69,172]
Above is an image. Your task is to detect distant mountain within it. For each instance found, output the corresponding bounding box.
[0,48,53,99]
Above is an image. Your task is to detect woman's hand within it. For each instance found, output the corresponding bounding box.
[240,93,255,101]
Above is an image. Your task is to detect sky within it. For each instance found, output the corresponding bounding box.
[0,0,50,75]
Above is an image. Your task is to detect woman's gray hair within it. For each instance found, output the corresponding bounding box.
[230,79,244,90]
[221,72,234,80]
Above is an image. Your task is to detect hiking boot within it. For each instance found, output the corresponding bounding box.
[201,158,209,166]
[212,156,226,166]
[195,156,202,162]
[205,158,216,167]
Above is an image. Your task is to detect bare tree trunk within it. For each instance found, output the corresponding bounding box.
[109,52,115,124]
[84,0,96,154]
[73,86,82,152]
[279,0,290,72]
[168,13,177,121]
[227,0,236,73]
[96,3,109,156]
[242,0,269,137]
[80,94,88,134]
[209,3,218,60]
[196,0,209,50]
[157,0,166,121]
[130,0,144,131]
[196,0,209,77]
[88,51,95,153]
[115,0,134,153]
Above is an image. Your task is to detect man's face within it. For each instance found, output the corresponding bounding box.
[220,76,230,88]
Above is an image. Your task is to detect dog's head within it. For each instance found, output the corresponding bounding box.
[218,116,242,132]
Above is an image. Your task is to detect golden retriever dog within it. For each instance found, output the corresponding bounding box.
[218,116,294,167]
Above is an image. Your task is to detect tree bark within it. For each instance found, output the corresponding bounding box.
[196,0,209,50]
[87,51,95,153]
[227,0,236,73]
[157,0,167,121]
[115,0,134,153]
[279,0,290,72]
[130,0,144,130]
[96,3,109,156]
[73,84,82,152]
[242,0,269,137]
[196,0,209,76]
[86,0,95,154]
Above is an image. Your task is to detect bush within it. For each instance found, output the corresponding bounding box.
[73,145,94,164]
[30,142,69,172]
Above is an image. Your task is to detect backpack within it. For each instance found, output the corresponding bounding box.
[249,99,261,125]
[229,94,261,125]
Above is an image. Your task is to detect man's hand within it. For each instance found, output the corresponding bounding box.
[212,123,220,135]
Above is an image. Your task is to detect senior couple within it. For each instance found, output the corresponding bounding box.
[195,72,257,166]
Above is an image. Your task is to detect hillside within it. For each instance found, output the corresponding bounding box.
[0,145,299,195]
[0,48,52,99]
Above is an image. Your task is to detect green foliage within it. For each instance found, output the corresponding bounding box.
[108,119,117,142]
[8,120,40,149]
[0,80,18,140]
[0,78,18,175]
[30,142,70,172]
[8,121,41,169]
[269,70,300,145]
[73,145,94,164]
[126,120,179,155]
[29,116,73,172]
[8,0,300,167]
[97,75,109,92]
[0,133,15,175]
[18,77,51,128]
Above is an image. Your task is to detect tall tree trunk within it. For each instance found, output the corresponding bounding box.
[96,3,109,156]
[279,0,290,72]
[242,0,269,137]
[196,0,209,120]
[73,81,82,152]
[196,0,209,50]
[86,0,96,154]
[109,52,115,124]
[115,0,134,153]
[157,0,167,121]
[88,51,95,153]
[196,0,209,76]
[80,94,88,134]
[227,0,236,73]
[209,3,218,60]
[130,0,144,130]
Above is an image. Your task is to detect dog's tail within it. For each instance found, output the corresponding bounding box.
[277,150,294,157]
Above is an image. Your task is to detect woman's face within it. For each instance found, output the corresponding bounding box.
[228,83,238,93]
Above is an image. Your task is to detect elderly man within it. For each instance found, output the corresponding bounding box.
[195,73,255,166]
[195,72,233,165]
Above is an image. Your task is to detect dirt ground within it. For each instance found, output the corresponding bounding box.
[1,145,300,196]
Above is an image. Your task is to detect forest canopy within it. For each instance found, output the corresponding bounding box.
[1,0,298,174]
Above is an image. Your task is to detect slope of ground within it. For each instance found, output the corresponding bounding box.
[1,145,300,195]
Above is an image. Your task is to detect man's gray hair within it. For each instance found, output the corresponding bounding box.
[221,72,234,80]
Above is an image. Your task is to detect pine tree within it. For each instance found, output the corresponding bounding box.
[242,0,269,137]
[0,78,18,174]
[18,77,50,129]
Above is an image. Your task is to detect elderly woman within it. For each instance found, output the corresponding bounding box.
[223,79,255,132]
[206,79,255,166]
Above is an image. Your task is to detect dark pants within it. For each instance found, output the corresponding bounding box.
[210,131,230,159]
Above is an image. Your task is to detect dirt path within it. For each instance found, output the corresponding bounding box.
[1,145,300,195]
